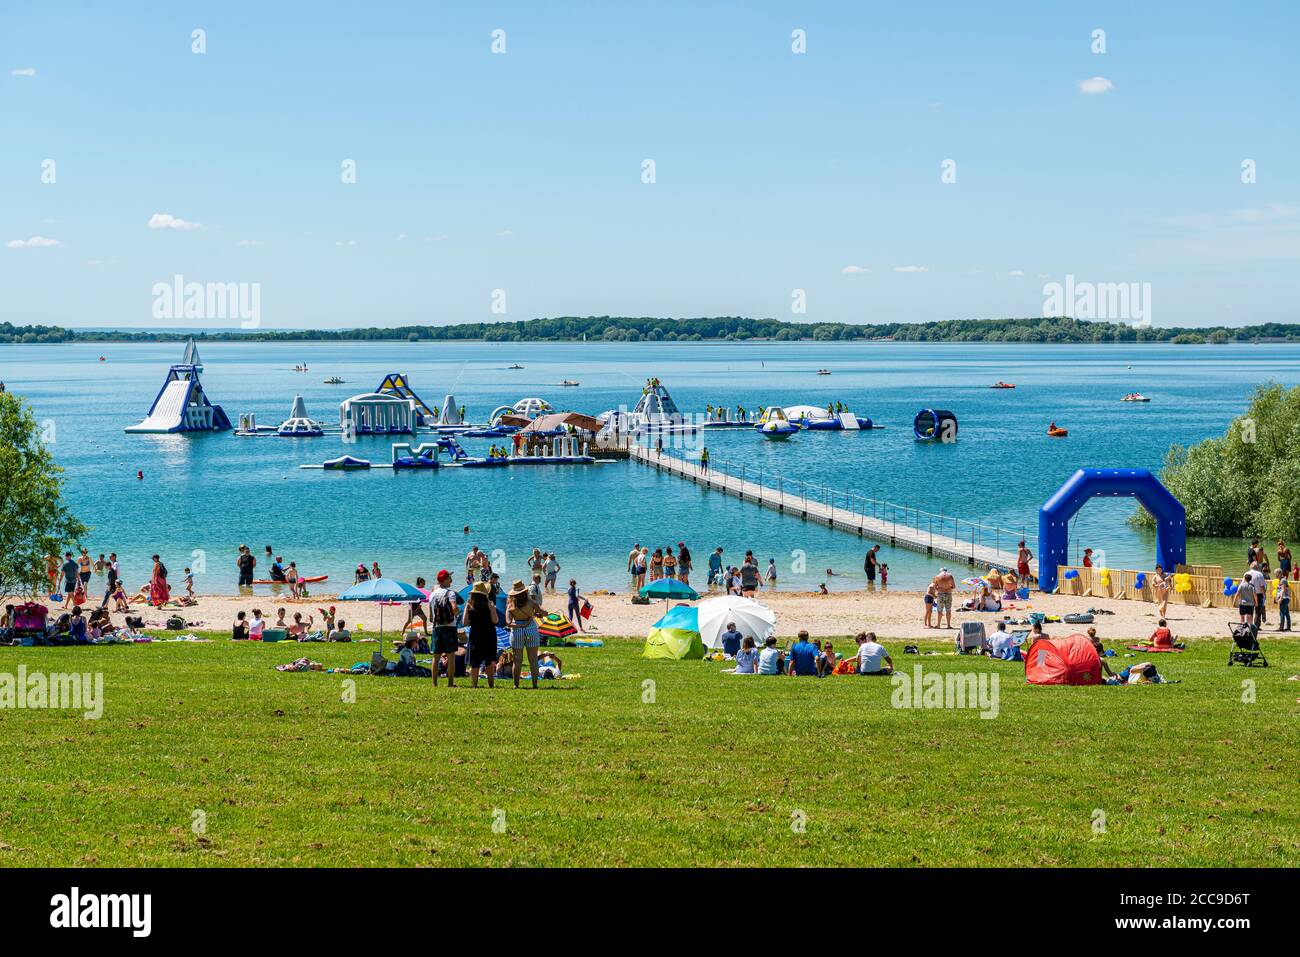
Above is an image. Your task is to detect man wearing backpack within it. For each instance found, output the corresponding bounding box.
[428,569,460,687]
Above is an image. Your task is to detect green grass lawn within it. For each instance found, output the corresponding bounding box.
[1,633,1296,867]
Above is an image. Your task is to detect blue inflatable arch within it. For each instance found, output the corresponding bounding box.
[1037,468,1186,592]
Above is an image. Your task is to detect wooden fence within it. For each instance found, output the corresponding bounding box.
[1055,564,1297,609]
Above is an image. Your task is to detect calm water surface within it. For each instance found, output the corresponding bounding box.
[3,340,1291,594]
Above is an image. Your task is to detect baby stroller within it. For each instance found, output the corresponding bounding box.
[1227,621,1268,667]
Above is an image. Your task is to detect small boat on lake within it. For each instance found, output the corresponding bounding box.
[323,376,345,384]
[1121,392,1150,402]
[560,380,580,387]
[991,381,1016,389]
[508,364,524,370]
[1047,423,1068,437]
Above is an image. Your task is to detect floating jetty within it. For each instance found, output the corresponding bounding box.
[629,444,1032,572]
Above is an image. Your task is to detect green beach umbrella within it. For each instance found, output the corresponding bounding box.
[639,578,700,606]
[643,605,705,660]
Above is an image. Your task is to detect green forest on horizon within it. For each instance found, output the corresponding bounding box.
[2,316,1299,345]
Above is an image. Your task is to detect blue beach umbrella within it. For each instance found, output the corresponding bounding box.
[458,583,507,619]
[640,578,700,605]
[336,577,425,644]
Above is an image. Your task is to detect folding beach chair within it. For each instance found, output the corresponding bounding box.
[957,620,986,654]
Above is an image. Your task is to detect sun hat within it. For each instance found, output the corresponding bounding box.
[509,580,529,597]
[471,582,491,596]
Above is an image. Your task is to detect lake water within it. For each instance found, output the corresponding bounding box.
[3,339,1291,594]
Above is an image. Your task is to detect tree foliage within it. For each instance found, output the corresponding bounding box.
[1135,383,1300,538]
[0,391,88,597]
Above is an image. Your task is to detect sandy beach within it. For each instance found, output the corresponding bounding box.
[124,584,1266,642]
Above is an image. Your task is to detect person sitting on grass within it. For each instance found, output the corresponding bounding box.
[69,606,89,645]
[289,612,314,641]
[1149,619,1178,649]
[985,619,1021,660]
[719,620,744,657]
[855,631,893,675]
[756,636,785,675]
[1086,627,1118,679]
[328,618,351,642]
[395,635,432,678]
[87,605,113,640]
[734,635,759,674]
[232,611,249,640]
[495,648,515,681]
[786,630,819,676]
[818,640,838,677]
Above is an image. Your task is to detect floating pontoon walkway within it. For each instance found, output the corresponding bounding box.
[629,444,1034,573]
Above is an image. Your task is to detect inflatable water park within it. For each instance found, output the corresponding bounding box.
[304,433,601,472]
[599,381,877,439]
[124,340,231,433]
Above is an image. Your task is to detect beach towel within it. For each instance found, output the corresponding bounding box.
[1125,645,1183,653]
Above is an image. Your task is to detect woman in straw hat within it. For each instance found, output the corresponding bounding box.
[463,581,500,688]
[506,579,545,689]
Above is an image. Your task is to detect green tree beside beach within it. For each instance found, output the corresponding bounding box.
[1135,383,1300,537]
[0,391,88,597]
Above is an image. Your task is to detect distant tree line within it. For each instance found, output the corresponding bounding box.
[1,317,1299,345]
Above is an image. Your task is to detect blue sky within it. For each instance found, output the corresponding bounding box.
[2,1,1298,329]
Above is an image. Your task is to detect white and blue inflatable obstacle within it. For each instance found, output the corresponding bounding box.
[125,339,231,434]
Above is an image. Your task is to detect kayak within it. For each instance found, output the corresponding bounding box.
[251,575,328,585]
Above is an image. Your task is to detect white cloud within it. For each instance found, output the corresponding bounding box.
[148,212,201,230]
[496,229,514,237]
[335,239,357,247]
[892,265,929,273]
[395,233,408,241]
[423,235,448,243]
[10,67,36,77]
[1078,76,1114,95]
[6,235,60,248]
[1007,269,1025,277]
[1162,203,1300,230]
[840,265,870,274]
[237,239,264,246]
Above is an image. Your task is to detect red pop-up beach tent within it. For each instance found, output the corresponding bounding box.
[1024,634,1102,685]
